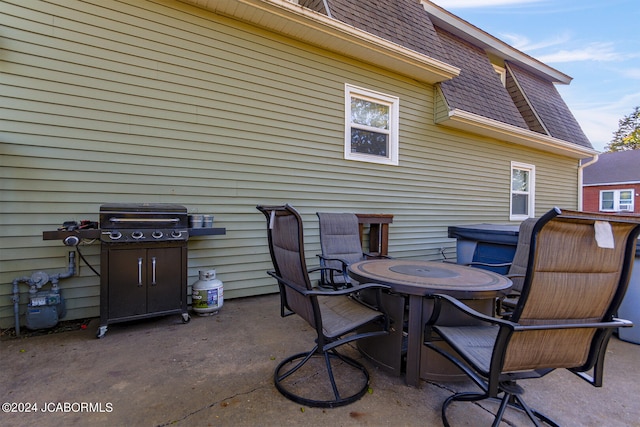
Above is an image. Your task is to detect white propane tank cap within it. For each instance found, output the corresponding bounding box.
[199,269,216,280]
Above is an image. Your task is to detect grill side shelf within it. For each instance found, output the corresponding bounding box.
[43,230,102,240]
[188,228,226,236]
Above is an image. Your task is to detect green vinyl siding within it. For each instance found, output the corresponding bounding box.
[0,0,580,327]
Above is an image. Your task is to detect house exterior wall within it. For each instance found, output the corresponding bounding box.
[583,185,640,214]
[0,0,581,327]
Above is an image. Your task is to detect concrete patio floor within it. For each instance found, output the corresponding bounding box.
[1,293,639,427]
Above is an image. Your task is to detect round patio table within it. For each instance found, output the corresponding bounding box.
[348,259,512,387]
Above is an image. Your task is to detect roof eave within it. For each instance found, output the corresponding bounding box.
[583,181,640,187]
[420,1,572,85]
[439,109,598,159]
[179,0,460,84]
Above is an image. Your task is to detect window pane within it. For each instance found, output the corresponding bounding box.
[620,190,633,202]
[344,85,398,165]
[512,169,529,192]
[351,129,388,156]
[512,194,528,215]
[601,191,614,210]
[351,98,389,129]
[601,200,614,210]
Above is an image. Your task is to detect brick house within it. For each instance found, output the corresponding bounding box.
[582,150,640,214]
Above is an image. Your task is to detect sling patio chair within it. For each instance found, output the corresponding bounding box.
[457,217,536,318]
[316,212,389,289]
[257,204,390,408]
[424,207,639,426]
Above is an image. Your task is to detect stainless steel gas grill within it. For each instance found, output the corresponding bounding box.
[99,203,189,243]
[98,203,190,338]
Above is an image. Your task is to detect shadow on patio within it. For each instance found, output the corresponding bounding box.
[1,293,638,427]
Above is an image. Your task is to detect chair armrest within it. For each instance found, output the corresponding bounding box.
[426,294,633,332]
[314,256,352,289]
[307,265,344,276]
[425,293,515,329]
[317,254,349,265]
[512,318,633,332]
[306,281,391,297]
[443,260,513,268]
[469,261,513,268]
[363,252,392,259]
[268,270,389,298]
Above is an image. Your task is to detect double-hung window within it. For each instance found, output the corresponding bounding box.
[344,84,399,165]
[510,162,535,220]
[600,189,634,212]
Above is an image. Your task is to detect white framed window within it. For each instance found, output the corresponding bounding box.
[344,84,399,165]
[510,162,535,220]
[600,189,634,212]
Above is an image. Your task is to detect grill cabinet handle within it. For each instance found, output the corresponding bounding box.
[137,257,143,286]
[151,257,157,285]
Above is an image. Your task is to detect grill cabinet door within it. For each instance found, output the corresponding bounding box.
[100,240,188,334]
[107,247,147,318]
[146,247,183,313]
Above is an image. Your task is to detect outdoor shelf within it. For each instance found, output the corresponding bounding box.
[188,227,226,237]
[43,229,101,240]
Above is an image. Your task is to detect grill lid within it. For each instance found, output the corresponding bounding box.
[100,203,188,229]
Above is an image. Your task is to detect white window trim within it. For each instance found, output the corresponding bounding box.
[510,161,536,221]
[492,64,506,87]
[599,189,635,212]
[344,84,399,166]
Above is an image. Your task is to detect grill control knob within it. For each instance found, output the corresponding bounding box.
[109,231,122,240]
[131,231,144,240]
[171,230,183,239]
[152,231,163,239]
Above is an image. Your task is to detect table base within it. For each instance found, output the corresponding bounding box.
[358,292,495,384]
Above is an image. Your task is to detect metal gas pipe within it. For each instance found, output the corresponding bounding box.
[11,251,76,336]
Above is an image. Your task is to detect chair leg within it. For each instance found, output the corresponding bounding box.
[492,392,511,427]
[441,390,561,427]
[274,347,371,408]
[276,346,318,382]
[510,393,560,427]
[442,391,487,427]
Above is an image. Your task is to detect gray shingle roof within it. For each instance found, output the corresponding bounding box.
[507,62,592,148]
[320,0,450,63]
[299,0,592,151]
[435,28,528,129]
[583,150,640,185]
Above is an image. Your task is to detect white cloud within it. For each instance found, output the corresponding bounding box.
[562,92,640,152]
[499,32,571,52]
[538,42,626,63]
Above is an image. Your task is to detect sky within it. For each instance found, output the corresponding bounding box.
[429,0,640,152]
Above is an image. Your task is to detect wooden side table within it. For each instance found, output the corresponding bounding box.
[355,214,393,257]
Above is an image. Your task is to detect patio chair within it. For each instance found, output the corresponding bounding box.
[424,207,639,426]
[256,204,390,408]
[316,212,388,289]
[462,217,536,317]
[495,217,535,316]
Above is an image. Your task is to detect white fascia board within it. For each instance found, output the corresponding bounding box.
[179,0,460,84]
[583,181,640,187]
[439,109,598,159]
[420,1,572,84]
